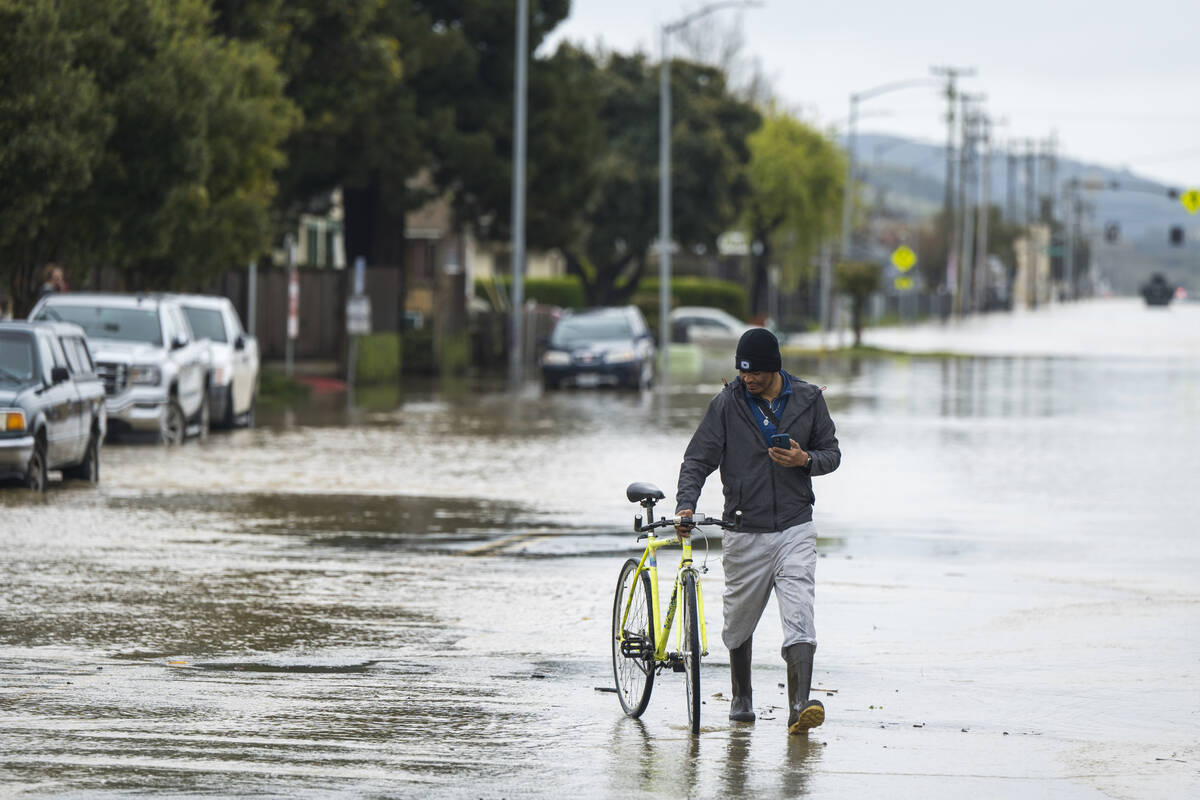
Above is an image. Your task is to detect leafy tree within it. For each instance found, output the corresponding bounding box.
[834,260,880,347]
[0,0,298,308]
[0,0,107,311]
[546,51,760,306]
[743,109,844,317]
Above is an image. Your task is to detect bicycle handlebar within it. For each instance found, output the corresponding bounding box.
[634,510,742,536]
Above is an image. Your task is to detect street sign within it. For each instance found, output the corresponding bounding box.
[287,268,299,340]
[894,276,915,291]
[346,295,372,335]
[1181,188,1200,215]
[891,245,917,272]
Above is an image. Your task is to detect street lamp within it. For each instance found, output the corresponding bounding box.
[658,1,761,384]
[829,77,941,333]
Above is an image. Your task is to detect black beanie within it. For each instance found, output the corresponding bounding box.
[735,328,781,373]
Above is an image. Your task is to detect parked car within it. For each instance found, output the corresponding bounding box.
[173,294,260,427]
[669,306,753,344]
[540,306,656,390]
[29,293,209,444]
[0,321,106,492]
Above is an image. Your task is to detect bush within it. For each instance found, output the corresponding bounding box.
[355,333,402,384]
[634,277,749,335]
[475,276,585,310]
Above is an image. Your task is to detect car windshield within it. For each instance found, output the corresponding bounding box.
[36,304,162,346]
[183,307,227,343]
[551,315,633,347]
[0,332,37,384]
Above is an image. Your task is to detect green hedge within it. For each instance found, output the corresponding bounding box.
[355,332,402,384]
[634,277,748,334]
[475,276,585,310]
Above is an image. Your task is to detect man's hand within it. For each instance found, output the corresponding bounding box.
[769,439,811,468]
[675,509,694,539]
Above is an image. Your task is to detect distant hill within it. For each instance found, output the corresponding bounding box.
[849,132,1199,294]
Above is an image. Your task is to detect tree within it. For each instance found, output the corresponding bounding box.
[834,260,880,347]
[0,0,107,311]
[743,109,844,318]
[544,51,760,306]
[0,0,299,308]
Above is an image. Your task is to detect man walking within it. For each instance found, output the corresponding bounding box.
[675,328,840,734]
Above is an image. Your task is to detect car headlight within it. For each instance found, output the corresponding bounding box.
[129,365,161,385]
[604,349,636,364]
[1,410,26,433]
[542,350,571,366]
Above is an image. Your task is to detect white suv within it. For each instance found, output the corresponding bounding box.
[174,294,259,427]
[30,293,209,443]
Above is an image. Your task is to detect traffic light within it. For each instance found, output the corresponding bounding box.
[1169,226,1185,246]
[1104,223,1120,243]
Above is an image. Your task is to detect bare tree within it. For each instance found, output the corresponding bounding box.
[672,9,775,106]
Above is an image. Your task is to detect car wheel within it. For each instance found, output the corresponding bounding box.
[160,400,186,445]
[26,436,47,493]
[64,431,100,484]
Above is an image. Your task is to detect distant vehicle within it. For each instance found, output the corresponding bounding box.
[541,306,656,391]
[174,294,260,427]
[1141,273,1174,307]
[0,321,106,492]
[29,293,209,443]
[669,306,754,344]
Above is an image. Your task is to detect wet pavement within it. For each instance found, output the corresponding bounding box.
[1,297,1198,798]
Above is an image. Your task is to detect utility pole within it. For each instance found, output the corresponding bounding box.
[973,114,992,313]
[956,96,983,318]
[1025,140,1038,309]
[931,65,975,309]
[1006,144,1018,223]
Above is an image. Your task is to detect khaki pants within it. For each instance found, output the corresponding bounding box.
[721,522,818,658]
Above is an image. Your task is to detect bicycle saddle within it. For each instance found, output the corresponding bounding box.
[626,482,665,503]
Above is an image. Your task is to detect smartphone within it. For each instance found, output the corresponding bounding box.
[770,433,791,450]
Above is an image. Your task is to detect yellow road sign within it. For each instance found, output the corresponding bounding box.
[1181,188,1200,215]
[891,245,917,272]
[894,276,915,291]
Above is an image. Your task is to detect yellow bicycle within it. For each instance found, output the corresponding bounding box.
[612,482,740,734]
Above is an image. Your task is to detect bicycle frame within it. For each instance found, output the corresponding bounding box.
[620,532,708,663]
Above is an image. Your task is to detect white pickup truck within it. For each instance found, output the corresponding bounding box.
[30,293,209,444]
[174,294,259,427]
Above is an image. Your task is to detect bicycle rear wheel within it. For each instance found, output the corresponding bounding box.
[681,571,701,734]
[612,558,655,717]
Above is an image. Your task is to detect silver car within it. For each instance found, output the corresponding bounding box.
[174,294,259,427]
[30,293,209,444]
[0,321,106,491]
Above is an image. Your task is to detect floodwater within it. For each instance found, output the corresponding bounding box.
[1,297,1197,798]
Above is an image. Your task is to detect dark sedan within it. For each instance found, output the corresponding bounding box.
[540,306,657,391]
[0,322,106,492]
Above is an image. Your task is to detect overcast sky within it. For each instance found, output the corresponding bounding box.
[547,0,1200,191]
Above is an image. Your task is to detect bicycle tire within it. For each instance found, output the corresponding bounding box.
[612,558,655,717]
[682,571,701,734]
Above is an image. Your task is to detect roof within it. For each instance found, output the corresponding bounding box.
[36,292,169,310]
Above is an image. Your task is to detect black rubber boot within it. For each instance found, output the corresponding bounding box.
[728,640,755,722]
[784,642,824,734]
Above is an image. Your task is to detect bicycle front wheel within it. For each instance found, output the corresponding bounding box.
[612,558,655,717]
[682,571,701,734]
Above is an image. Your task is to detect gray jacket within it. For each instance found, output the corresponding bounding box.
[675,373,841,533]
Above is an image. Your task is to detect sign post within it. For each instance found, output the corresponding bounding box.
[345,257,371,390]
[285,234,298,377]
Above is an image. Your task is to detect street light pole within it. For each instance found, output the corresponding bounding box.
[658,1,760,385]
[509,0,529,386]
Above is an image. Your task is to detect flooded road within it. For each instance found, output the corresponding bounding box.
[2,297,1198,798]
